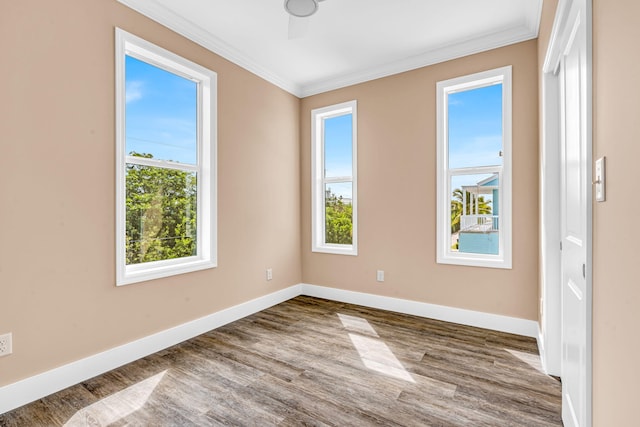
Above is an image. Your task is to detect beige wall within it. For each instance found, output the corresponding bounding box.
[592,0,640,424]
[0,0,301,386]
[300,41,540,320]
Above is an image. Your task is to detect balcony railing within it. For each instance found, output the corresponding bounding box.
[460,215,499,232]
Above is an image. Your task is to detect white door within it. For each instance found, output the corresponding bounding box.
[559,2,591,426]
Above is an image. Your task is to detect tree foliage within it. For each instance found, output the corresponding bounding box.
[325,190,353,245]
[126,153,197,264]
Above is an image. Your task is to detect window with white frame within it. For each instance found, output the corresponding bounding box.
[436,66,512,269]
[115,28,217,286]
[311,100,358,255]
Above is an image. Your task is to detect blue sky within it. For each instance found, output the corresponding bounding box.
[448,83,503,189]
[125,55,198,164]
[324,113,353,199]
[324,114,353,178]
[448,83,502,211]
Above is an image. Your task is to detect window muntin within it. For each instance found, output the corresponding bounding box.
[116,28,217,285]
[437,67,512,269]
[312,101,357,255]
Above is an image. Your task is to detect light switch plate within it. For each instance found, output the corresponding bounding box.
[595,157,606,202]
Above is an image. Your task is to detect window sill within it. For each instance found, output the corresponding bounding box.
[312,245,358,256]
[437,253,512,269]
[117,257,217,286]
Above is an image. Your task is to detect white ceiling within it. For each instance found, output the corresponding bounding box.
[118,0,542,97]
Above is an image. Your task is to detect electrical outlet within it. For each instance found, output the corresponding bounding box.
[266,268,273,281]
[0,333,12,357]
[376,270,384,282]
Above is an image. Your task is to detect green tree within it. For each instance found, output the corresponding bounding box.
[126,153,197,264]
[450,188,492,233]
[325,190,353,245]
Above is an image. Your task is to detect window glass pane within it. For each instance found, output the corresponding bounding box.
[126,164,197,264]
[125,55,198,164]
[450,173,499,255]
[448,84,503,169]
[325,182,353,245]
[324,113,352,178]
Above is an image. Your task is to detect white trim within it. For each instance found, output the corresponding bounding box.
[300,25,537,97]
[543,0,574,74]
[0,285,302,415]
[311,100,358,256]
[300,284,538,338]
[117,0,541,98]
[537,324,549,374]
[115,28,218,286]
[542,0,593,424]
[436,66,512,269]
[539,70,562,376]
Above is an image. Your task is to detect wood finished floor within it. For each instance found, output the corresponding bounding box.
[0,296,562,426]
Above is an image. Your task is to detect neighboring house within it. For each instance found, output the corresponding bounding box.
[458,173,499,255]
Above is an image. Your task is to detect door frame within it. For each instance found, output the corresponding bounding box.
[541,0,593,424]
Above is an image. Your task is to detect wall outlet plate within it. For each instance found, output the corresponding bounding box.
[0,333,12,357]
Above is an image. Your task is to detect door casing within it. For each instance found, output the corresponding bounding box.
[540,0,593,425]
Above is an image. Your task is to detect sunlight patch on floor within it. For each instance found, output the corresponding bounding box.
[337,313,379,337]
[63,370,167,426]
[338,313,414,382]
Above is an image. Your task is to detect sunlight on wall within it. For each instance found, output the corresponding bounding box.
[338,313,414,383]
[63,370,167,426]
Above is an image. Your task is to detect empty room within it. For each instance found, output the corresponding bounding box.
[0,0,637,426]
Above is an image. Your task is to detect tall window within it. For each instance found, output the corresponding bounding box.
[115,28,217,286]
[311,100,358,255]
[436,67,512,269]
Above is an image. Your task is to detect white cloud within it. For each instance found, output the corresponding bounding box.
[126,81,144,103]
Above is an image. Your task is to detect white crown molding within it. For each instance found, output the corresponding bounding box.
[118,0,542,98]
[300,24,539,97]
[117,0,304,96]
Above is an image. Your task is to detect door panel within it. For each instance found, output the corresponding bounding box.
[560,5,589,427]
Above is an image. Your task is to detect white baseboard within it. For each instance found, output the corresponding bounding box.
[537,325,547,370]
[1,282,539,415]
[0,285,301,415]
[300,284,539,338]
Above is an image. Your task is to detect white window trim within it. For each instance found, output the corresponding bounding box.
[311,100,358,256]
[436,66,512,269]
[115,28,217,286]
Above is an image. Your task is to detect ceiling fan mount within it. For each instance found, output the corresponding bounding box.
[284,0,320,18]
[283,0,327,38]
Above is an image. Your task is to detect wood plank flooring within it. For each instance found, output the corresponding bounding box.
[0,296,562,426]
